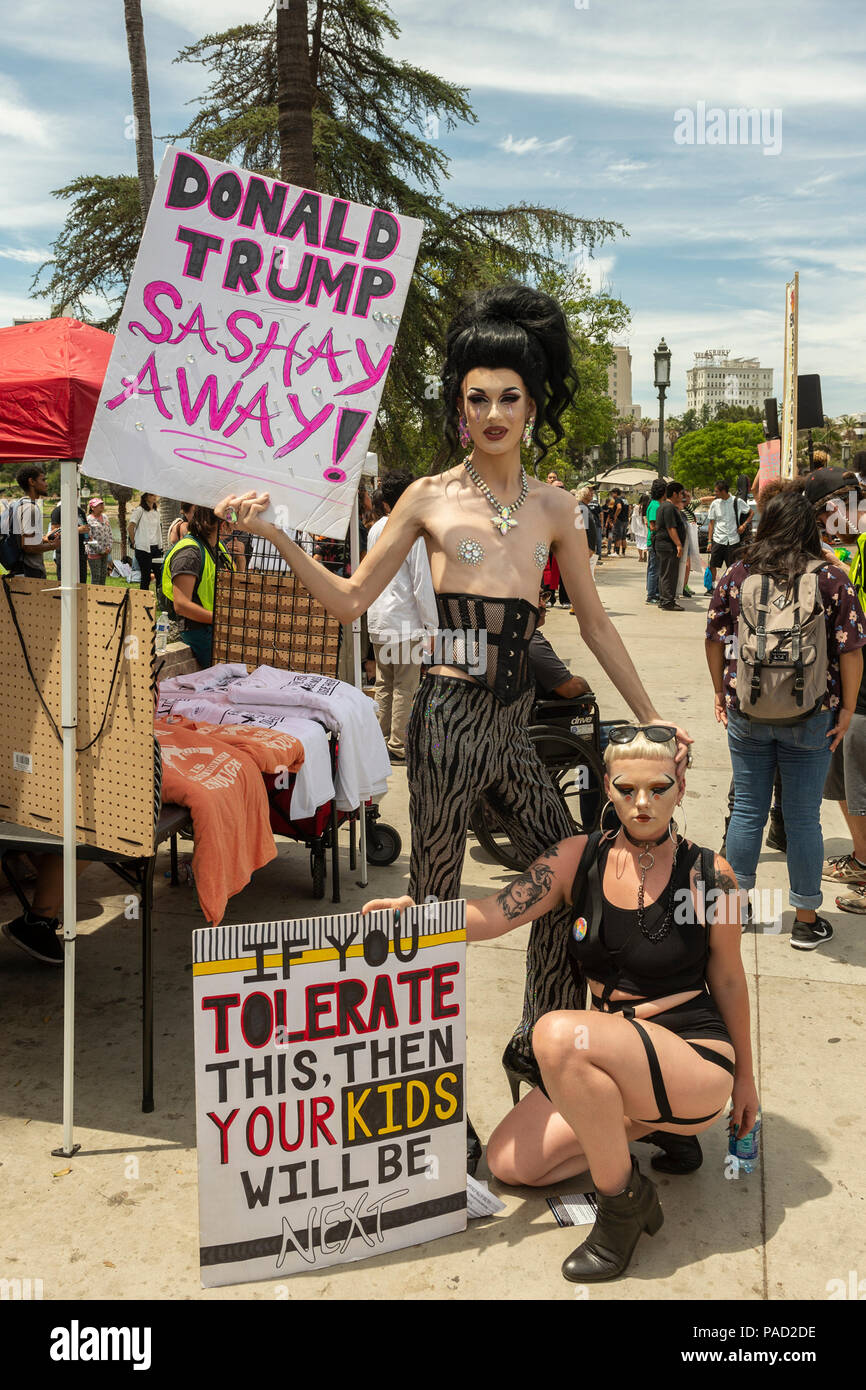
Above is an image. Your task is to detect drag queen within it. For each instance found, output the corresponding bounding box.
[216,282,689,1102]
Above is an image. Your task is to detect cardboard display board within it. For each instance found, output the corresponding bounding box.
[192,902,467,1287]
[0,579,156,856]
[82,148,424,538]
[212,570,341,675]
[757,438,781,492]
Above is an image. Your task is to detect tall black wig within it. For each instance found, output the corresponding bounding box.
[436,282,579,471]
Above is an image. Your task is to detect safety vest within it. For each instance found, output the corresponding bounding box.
[850,532,866,615]
[162,534,234,615]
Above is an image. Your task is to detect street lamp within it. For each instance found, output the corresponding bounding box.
[591,444,600,488]
[654,337,671,479]
[841,440,851,467]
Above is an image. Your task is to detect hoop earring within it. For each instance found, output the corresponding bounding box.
[599,798,620,840]
[458,416,471,449]
[670,803,687,843]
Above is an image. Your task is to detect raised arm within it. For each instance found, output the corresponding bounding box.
[549,488,692,751]
[363,838,582,942]
[216,479,430,625]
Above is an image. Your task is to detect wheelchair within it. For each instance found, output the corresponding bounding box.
[469,690,607,872]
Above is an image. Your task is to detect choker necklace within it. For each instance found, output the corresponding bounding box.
[464,456,528,534]
[621,824,672,848]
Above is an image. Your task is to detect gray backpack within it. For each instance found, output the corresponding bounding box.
[736,562,828,724]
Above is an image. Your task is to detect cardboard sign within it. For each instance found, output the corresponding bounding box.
[83,148,424,539]
[757,437,781,491]
[192,902,467,1287]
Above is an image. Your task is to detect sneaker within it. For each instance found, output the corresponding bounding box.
[822,853,866,884]
[2,913,63,964]
[790,915,834,950]
[646,596,659,604]
[659,602,685,611]
[835,885,866,914]
[682,587,695,598]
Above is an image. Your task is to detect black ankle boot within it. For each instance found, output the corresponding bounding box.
[561,1157,663,1283]
[466,1116,482,1176]
[636,1131,703,1174]
[766,809,787,852]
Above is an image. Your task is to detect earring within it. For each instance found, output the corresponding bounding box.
[670,803,687,843]
[522,418,534,446]
[599,799,620,840]
[458,416,471,449]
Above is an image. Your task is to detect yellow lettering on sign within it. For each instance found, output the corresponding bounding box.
[434,1071,458,1121]
[406,1080,430,1129]
[378,1081,402,1135]
[345,1087,371,1141]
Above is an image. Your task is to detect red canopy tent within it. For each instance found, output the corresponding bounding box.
[0,317,113,460]
[0,316,113,1159]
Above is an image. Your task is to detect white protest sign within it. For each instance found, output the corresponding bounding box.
[192,902,467,1287]
[83,148,423,538]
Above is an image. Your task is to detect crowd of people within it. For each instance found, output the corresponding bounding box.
[3,279,865,1290]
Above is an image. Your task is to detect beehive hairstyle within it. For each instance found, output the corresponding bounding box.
[436,282,578,471]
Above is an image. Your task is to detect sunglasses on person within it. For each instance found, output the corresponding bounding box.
[607,724,677,745]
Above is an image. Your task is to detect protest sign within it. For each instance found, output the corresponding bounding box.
[83,148,424,538]
[192,901,467,1287]
[757,437,781,490]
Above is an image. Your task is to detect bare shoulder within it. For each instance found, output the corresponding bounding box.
[713,853,738,893]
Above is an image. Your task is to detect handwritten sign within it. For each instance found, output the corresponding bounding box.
[757,438,781,491]
[192,902,467,1287]
[83,148,423,538]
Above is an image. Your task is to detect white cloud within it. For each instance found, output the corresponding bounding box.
[499,133,573,156]
[0,247,50,264]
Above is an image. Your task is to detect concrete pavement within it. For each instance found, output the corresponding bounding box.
[1,553,862,1301]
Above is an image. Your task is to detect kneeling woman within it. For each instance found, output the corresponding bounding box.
[365,728,759,1282]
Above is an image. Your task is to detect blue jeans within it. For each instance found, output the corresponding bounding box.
[646,544,659,599]
[726,706,834,910]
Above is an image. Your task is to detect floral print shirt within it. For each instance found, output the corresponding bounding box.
[706,559,866,713]
[86,515,113,557]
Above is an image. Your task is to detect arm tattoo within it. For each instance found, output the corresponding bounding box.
[716,871,737,894]
[496,845,560,921]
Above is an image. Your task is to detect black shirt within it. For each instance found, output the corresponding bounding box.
[654,500,686,550]
[528,631,572,700]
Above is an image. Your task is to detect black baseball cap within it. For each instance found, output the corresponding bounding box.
[802,468,851,508]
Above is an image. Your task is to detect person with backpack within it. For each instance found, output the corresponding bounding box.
[0,464,59,578]
[706,489,866,950]
[706,478,752,582]
[162,506,241,667]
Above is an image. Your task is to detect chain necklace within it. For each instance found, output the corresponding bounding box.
[629,827,680,943]
[463,456,528,534]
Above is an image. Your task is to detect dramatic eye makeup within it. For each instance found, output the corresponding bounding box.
[612,776,675,797]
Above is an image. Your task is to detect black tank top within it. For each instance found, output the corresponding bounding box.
[567,835,713,1004]
[431,593,538,704]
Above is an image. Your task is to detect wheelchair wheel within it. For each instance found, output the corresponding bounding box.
[469,729,605,872]
[366,822,402,866]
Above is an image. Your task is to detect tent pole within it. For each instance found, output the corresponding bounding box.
[349,489,368,886]
[52,458,80,1158]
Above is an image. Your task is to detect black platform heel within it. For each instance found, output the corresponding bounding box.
[562,1156,663,1283]
[466,1116,482,1176]
[636,1131,703,1174]
[502,1042,542,1105]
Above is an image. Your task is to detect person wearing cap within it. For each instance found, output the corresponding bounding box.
[803,468,860,572]
[85,497,113,585]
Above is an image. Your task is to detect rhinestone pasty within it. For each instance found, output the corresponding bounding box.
[457,537,485,566]
[534,542,548,568]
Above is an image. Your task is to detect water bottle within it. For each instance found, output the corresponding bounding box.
[728,1106,762,1174]
[155,613,170,653]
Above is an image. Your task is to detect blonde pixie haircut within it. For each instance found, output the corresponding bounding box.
[577,485,594,504]
[603,729,679,769]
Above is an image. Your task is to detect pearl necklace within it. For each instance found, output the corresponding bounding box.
[463,456,528,534]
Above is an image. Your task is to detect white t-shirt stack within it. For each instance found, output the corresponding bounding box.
[226,667,391,811]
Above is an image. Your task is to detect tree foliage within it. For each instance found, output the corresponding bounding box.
[671,420,764,492]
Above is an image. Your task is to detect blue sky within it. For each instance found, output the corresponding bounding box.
[2,0,864,416]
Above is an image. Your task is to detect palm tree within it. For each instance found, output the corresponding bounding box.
[276,0,317,186]
[123,1,155,227]
[639,417,654,459]
[108,483,134,561]
[665,415,682,465]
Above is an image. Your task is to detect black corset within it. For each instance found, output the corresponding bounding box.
[431,593,539,705]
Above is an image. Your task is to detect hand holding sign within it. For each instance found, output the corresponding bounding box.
[362,895,415,915]
[214,490,273,537]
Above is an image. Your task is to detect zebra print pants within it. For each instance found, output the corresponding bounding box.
[406,673,584,1064]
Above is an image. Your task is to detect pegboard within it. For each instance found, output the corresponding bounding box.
[212,570,341,675]
[0,579,156,856]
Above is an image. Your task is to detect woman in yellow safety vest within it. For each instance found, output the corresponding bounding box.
[162,505,244,667]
